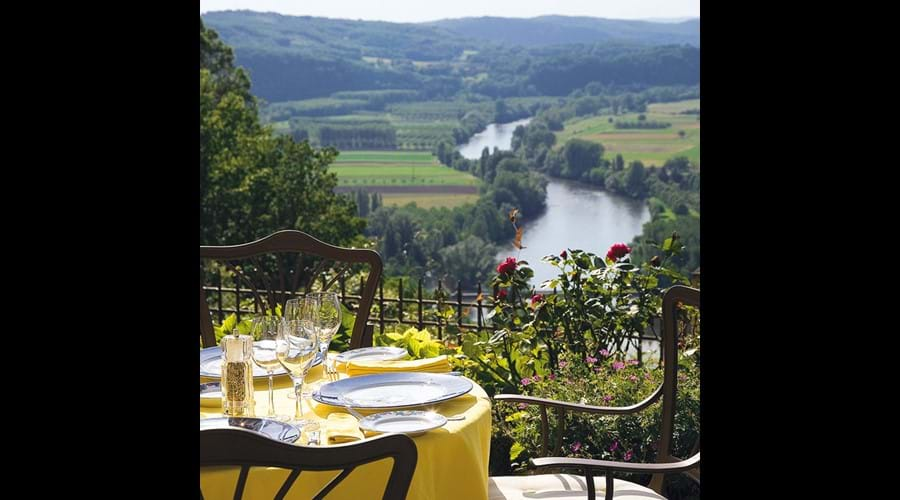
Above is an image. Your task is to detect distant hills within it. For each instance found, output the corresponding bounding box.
[428,16,699,48]
[201,11,699,102]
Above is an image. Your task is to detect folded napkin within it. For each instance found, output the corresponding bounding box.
[345,355,451,377]
[325,413,365,445]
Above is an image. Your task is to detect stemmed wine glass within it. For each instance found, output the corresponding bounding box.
[308,292,342,376]
[250,316,289,421]
[276,318,318,426]
[283,297,302,323]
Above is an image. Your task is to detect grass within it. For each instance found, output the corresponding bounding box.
[331,151,479,187]
[554,99,700,167]
[337,151,435,163]
[381,193,480,209]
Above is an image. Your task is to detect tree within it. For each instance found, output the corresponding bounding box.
[678,130,686,139]
[356,190,370,217]
[495,99,509,122]
[199,19,364,246]
[563,139,604,179]
[625,161,646,198]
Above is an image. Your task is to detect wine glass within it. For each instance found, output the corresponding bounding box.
[309,292,342,375]
[276,318,318,426]
[250,316,289,421]
[283,297,302,322]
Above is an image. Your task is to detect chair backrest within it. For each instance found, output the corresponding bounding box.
[200,428,417,500]
[200,230,383,349]
[649,285,700,491]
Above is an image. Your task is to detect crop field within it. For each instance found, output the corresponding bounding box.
[380,193,480,209]
[331,150,481,208]
[554,99,700,166]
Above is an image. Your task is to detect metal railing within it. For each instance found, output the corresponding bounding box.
[201,269,676,366]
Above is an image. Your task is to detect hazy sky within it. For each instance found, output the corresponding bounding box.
[199,0,700,23]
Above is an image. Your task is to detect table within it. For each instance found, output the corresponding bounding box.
[200,359,493,499]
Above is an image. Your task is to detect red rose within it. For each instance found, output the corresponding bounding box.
[496,257,517,274]
[496,289,508,300]
[530,294,544,306]
[560,250,567,259]
[606,243,632,261]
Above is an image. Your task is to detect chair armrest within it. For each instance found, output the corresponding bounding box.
[494,386,662,415]
[530,452,699,475]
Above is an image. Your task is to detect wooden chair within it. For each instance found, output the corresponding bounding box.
[489,285,700,500]
[200,428,416,500]
[200,230,383,349]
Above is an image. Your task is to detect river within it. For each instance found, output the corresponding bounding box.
[458,118,651,288]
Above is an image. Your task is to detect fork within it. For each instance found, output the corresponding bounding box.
[325,358,339,381]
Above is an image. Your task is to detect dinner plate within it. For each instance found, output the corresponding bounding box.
[200,381,222,406]
[313,372,473,410]
[199,346,322,379]
[199,417,300,443]
[333,346,408,364]
[358,411,447,436]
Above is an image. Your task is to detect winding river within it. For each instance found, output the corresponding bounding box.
[458,118,651,288]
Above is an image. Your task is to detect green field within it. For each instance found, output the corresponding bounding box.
[554,99,700,167]
[381,193,480,209]
[337,151,435,163]
[331,151,481,208]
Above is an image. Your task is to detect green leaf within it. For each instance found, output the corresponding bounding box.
[505,411,528,422]
[510,441,526,461]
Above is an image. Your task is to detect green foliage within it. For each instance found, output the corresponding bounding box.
[374,326,444,359]
[495,349,700,493]
[199,20,365,247]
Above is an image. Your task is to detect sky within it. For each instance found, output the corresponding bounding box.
[199,0,700,24]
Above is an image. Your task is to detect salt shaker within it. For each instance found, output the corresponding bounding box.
[221,331,255,417]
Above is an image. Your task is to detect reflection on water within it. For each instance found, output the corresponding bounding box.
[458,118,531,160]
[495,178,651,288]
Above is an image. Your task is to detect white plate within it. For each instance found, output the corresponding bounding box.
[333,346,408,364]
[313,372,473,410]
[200,346,322,379]
[200,417,300,443]
[358,411,447,436]
[200,382,221,407]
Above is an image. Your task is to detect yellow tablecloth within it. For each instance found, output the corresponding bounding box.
[200,357,492,500]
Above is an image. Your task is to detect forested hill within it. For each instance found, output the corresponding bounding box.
[202,11,700,102]
[429,16,699,48]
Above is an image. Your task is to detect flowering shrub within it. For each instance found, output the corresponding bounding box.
[457,241,689,392]
[492,347,700,498]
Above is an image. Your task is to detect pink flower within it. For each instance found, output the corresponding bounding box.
[548,374,556,380]
[609,440,619,452]
[599,349,610,357]
[612,361,625,371]
[586,356,598,364]
[571,441,582,453]
[606,243,632,261]
[517,403,528,410]
[628,375,638,382]
[602,395,613,403]
[530,294,544,307]
[497,257,517,274]
[532,375,541,382]
[560,250,567,259]
[627,359,640,365]
[624,450,633,461]
[559,361,568,369]
[521,377,531,386]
